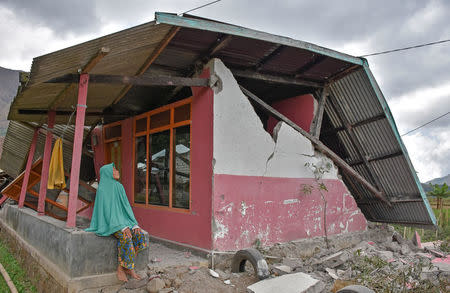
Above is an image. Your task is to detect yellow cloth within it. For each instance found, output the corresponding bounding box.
[48,138,66,189]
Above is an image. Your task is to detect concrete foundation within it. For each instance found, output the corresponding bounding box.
[0,204,149,292]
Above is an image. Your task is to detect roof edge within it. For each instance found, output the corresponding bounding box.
[362,63,437,226]
[155,12,364,66]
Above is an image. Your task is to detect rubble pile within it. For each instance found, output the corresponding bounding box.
[257,225,449,292]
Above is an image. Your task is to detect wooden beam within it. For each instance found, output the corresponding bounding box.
[310,88,328,137]
[112,26,180,105]
[45,74,209,87]
[48,47,110,110]
[348,150,403,166]
[209,34,233,57]
[327,92,385,193]
[166,34,233,102]
[19,121,94,158]
[232,69,324,88]
[295,55,327,78]
[327,64,361,83]
[255,44,283,71]
[18,109,129,119]
[320,113,386,137]
[239,85,390,206]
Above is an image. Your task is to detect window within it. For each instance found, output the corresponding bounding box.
[103,121,122,173]
[133,98,191,211]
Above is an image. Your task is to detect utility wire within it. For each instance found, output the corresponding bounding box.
[360,39,450,57]
[180,0,222,16]
[401,111,450,136]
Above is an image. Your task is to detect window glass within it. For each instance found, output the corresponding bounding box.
[150,110,170,130]
[148,130,170,206]
[135,117,147,133]
[172,125,190,209]
[105,124,121,140]
[106,141,121,172]
[134,136,146,204]
[174,104,190,123]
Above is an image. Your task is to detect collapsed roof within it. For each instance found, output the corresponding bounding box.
[3,12,436,227]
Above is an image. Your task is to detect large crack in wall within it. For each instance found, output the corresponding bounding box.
[206,58,366,249]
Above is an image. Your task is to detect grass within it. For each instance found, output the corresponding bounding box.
[0,240,36,293]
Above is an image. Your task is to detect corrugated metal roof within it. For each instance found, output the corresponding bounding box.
[0,121,89,178]
[8,21,173,125]
[326,67,436,227]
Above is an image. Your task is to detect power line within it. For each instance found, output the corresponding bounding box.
[401,111,450,136]
[180,0,222,16]
[360,39,450,57]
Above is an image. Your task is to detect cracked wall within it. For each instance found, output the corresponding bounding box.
[208,58,367,251]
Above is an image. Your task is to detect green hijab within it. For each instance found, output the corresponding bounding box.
[85,163,138,236]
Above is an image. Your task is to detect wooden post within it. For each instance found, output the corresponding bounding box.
[66,73,89,228]
[310,87,328,137]
[37,111,55,215]
[18,128,39,208]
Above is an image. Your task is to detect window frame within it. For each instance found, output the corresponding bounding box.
[103,120,123,174]
[132,97,192,213]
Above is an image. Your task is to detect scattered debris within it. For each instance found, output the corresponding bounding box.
[146,277,165,293]
[272,264,292,276]
[224,279,231,285]
[336,284,375,293]
[412,231,422,249]
[209,269,219,278]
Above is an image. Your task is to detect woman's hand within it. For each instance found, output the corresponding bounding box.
[123,227,132,239]
[132,227,142,234]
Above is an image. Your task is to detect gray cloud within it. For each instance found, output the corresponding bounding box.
[0,0,100,35]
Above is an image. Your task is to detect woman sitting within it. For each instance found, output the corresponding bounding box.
[86,163,148,282]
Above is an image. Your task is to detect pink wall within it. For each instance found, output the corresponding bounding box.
[267,94,315,134]
[129,69,214,249]
[213,174,367,251]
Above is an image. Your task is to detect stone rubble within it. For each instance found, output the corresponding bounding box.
[94,224,448,293]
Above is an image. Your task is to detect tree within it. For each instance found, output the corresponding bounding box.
[427,183,450,237]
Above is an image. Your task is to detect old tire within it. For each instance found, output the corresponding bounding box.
[337,285,375,293]
[231,248,269,280]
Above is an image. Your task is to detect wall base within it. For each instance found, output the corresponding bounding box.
[0,204,149,292]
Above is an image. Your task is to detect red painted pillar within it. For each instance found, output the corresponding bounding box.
[66,73,89,228]
[37,111,56,215]
[18,128,39,208]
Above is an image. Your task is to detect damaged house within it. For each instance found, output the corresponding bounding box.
[0,12,436,291]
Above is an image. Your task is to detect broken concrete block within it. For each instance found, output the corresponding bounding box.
[376,250,394,261]
[224,280,231,285]
[247,272,325,293]
[209,269,219,278]
[411,231,422,248]
[386,241,401,253]
[392,232,404,244]
[146,278,165,293]
[400,244,412,256]
[325,268,339,279]
[320,251,349,268]
[426,248,446,258]
[416,252,433,259]
[125,275,149,289]
[273,265,292,275]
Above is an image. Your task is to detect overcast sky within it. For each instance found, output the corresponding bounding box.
[0,0,449,182]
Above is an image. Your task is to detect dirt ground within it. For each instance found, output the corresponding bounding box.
[96,224,449,293]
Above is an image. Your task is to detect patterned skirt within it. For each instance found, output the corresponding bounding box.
[113,229,148,269]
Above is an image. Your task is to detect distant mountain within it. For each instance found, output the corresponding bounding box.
[422,174,450,193]
[0,66,20,158]
[0,66,20,135]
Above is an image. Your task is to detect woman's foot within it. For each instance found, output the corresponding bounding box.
[124,268,142,280]
[117,265,128,282]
